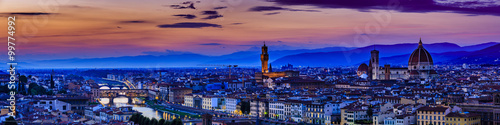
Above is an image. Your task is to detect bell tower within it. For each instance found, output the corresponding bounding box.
[371,49,379,80]
[261,42,269,73]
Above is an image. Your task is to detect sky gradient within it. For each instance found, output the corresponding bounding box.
[1,0,500,61]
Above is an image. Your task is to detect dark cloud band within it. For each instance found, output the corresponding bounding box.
[266,0,500,16]
[173,14,197,19]
[157,22,222,28]
[3,12,53,15]
[199,43,222,45]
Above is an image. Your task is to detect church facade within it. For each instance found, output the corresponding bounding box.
[357,39,438,80]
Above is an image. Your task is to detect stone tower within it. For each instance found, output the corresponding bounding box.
[371,49,379,80]
[261,42,269,73]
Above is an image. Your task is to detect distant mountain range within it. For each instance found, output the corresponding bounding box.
[12,42,499,68]
[272,42,500,67]
[15,46,355,68]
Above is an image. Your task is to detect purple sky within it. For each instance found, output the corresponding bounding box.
[1,0,500,61]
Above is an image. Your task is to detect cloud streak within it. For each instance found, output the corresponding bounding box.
[202,11,218,15]
[199,43,222,45]
[157,22,222,28]
[248,6,320,12]
[264,12,281,15]
[2,12,54,15]
[142,49,194,56]
[202,15,223,19]
[214,6,227,10]
[266,0,500,16]
[120,20,147,23]
[173,14,197,19]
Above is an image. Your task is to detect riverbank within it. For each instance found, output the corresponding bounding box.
[145,100,202,119]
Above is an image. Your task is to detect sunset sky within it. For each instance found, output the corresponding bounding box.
[1,0,500,61]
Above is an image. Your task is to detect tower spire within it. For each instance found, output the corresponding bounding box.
[419,38,423,46]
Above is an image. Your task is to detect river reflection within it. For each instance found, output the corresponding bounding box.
[99,97,184,121]
[96,78,195,124]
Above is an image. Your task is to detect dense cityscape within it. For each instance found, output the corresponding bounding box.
[3,0,500,124]
[1,40,500,125]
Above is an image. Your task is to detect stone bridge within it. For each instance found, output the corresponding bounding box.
[99,85,128,89]
[97,89,148,104]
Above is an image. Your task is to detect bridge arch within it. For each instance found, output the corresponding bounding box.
[99,85,128,90]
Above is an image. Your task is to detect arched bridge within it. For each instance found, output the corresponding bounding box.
[97,89,148,104]
[99,85,129,90]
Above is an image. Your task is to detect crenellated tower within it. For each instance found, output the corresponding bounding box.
[261,42,269,73]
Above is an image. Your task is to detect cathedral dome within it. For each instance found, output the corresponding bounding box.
[358,63,368,72]
[408,39,433,66]
[357,63,368,77]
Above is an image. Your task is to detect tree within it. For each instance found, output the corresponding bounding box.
[129,114,135,122]
[158,119,166,125]
[239,101,251,114]
[5,116,17,125]
[141,117,150,125]
[150,118,158,125]
[19,75,27,94]
[164,120,172,125]
[30,89,39,95]
[28,83,52,95]
[0,85,9,93]
[335,117,341,124]
[58,89,67,94]
[137,115,144,124]
[47,90,54,95]
[172,118,183,125]
[130,113,139,123]
[50,70,55,89]
[367,106,373,121]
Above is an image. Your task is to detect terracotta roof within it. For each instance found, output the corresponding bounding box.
[417,106,448,112]
[358,63,368,72]
[446,112,480,118]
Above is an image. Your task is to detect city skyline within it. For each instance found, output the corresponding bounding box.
[3,0,500,125]
[1,0,500,61]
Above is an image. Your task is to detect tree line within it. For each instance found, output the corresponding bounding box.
[129,113,183,125]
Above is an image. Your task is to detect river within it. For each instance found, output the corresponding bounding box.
[99,97,181,121]
[94,78,196,124]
